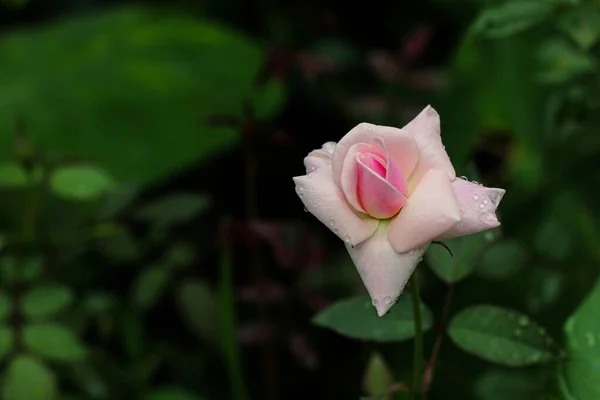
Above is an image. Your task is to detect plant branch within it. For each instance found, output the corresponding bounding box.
[410,274,423,400]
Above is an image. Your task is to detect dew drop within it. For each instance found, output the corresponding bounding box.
[518,316,529,327]
[329,220,335,228]
[384,296,393,305]
[483,198,489,205]
[372,299,379,307]
[311,165,317,172]
[472,194,479,201]
[472,180,479,185]
[344,235,351,244]
[303,207,308,212]
[297,185,304,192]
[480,213,497,226]
[479,203,485,209]
[459,176,468,180]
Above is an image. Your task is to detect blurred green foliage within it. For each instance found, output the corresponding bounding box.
[0,0,598,399]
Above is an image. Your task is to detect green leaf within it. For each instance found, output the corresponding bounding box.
[20,256,43,281]
[312,295,433,342]
[0,8,264,183]
[474,368,548,400]
[0,291,12,320]
[178,280,218,343]
[537,38,597,84]
[448,305,561,366]
[0,327,14,360]
[135,194,211,226]
[558,7,600,50]
[562,278,600,399]
[23,323,87,362]
[2,355,57,400]
[426,231,492,283]
[22,285,73,319]
[534,214,574,260]
[50,165,116,201]
[471,1,554,38]
[253,79,286,121]
[477,240,527,280]
[363,352,393,400]
[0,163,29,188]
[146,387,203,400]
[133,266,171,310]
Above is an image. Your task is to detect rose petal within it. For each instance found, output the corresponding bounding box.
[293,167,378,246]
[435,178,505,240]
[356,153,407,219]
[388,169,461,252]
[303,142,337,174]
[340,138,409,213]
[332,123,419,188]
[345,222,428,317]
[402,106,455,186]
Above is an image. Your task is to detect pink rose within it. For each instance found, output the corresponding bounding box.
[293,106,505,316]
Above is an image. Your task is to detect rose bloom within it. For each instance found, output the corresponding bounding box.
[293,106,505,316]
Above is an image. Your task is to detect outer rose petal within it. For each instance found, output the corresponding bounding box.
[402,106,456,186]
[388,169,461,253]
[332,123,419,188]
[345,221,428,316]
[293,166,378,246]
[435,178,506,240]
[303,141,337,174]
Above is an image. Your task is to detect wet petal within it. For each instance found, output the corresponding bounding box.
[303,142,337,174]
[388,169,461,252]
[345,221,428,317]
[435,178,505,240]
[293,167,378,246]
[402,106,455,186]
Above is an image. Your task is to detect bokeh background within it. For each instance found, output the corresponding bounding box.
[0,0,598,399]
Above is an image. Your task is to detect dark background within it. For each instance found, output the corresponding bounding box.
[0,0,598,399]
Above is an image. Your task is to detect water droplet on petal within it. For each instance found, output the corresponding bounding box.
[472,180,479,185]
[372,299,379,306]
[479,203,485,209]
[483,198,489,205]
[384,296,392,305]
[303,207,308,212]
[459,176,468,180]
[344,235,351,244]
[297,185,304,192]
[472,194,479,201]
[329,220,335,228]
[311,165,316,171]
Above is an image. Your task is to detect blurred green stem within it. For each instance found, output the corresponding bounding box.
[219,227,249,400]
[411,274,423,399]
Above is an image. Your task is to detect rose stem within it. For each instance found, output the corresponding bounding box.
[422,283,455,397]
[410,273,424,400]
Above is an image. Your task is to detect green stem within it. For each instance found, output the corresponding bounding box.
[411,274,423,399]
[219,226,249,400]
